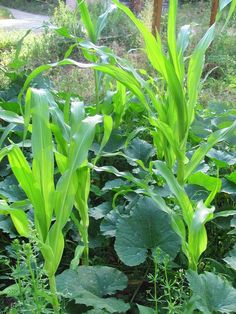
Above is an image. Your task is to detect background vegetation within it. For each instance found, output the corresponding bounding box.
[0,0,235,313]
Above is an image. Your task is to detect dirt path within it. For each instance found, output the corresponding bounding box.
[0,7,50,31]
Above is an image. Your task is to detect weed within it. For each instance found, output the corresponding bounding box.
[3,234,53,314]
[148,249,188,313]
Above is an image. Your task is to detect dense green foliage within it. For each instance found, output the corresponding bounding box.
[0,0,235,313]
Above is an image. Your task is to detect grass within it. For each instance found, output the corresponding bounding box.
[0,0,55,15]
[0,6,13,19]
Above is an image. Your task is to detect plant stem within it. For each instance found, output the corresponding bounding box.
[189,259,197,272]
[154,259,158,314]
[71,212,89,266]
[164,264,172,309]
[26,247,39,310]
[94,70,100,113]
[177,157,185,186]
[49,275,60,313]
[82,230,89,266]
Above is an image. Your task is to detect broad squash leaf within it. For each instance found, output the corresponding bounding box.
[114,196,181,266]
[56,266,129,313]
[224,244,236,271]
[124,138,155,166]
[187,271,236,313]
[137,304,155,314]
[207,148,236,168]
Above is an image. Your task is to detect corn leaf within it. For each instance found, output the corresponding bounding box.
[0,201,29,237]
[185,120,236,180]
[77,0,96,43]
[8,146,46,240]
[168,0,182,81]
[94,115,113,165]
[187,25,215,125]
[30,88,55,232]
[153,161,193,226]
[188,201,215,269]
[0,109,23,124]
[49,115,102,272]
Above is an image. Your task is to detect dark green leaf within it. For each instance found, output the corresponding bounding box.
[114,196,181,266]
[102,179,128,192]
[100,211,119,238]
[221,179,236,196]
[0,175,25,202]
[124,138,155,166]
[56,266,129,313]
[207,148,236,168]
[89,202,111,220]
[137,304,155,314]
[224,245,236,271]
[187,271,236,313]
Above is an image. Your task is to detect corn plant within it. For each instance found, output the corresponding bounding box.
[67,0,236,184]
[87,0,236,183]
[6,0,235,274]
[0,87,104,312]
[71,0,236,271]
[63,0,116,110]
[51,98,112,266]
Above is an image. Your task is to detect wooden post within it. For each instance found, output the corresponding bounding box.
[130,0,143,15]
[152,0,163,35]
[209,0,219,26]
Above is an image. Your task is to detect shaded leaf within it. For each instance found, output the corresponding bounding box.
[221,178,236,196]
[187,271,236,313]
[207,148,236,168]
[56,266,129,313]
[124,138,155,166]
[89,202,111,220]
[0,216,17,238]
[224,244,236,271]
[102,179,128,192]
[114,196,181,266]
[0,175,25,202]
[137,304,155,314]
[100,211,119,238]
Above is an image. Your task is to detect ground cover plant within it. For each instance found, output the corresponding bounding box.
[0,6,13,19]
[0,0,235,313]
[0,0,57,15]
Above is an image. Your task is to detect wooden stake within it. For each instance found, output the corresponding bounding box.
[209,0,219,26]
[130,0,143,14]
[152,0,163,35]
